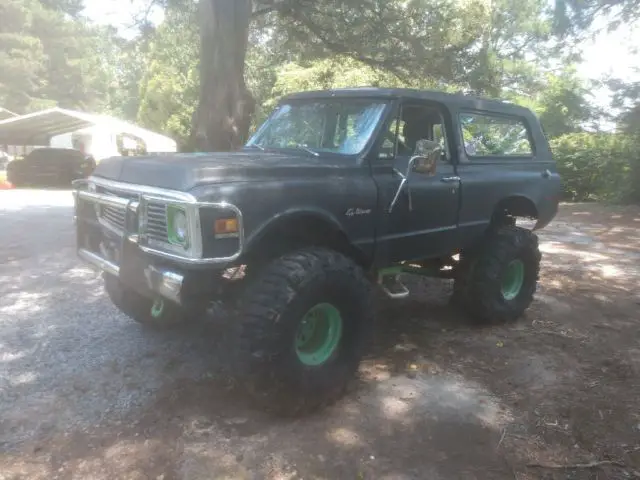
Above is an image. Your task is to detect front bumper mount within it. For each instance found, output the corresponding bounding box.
[78,248,184,305]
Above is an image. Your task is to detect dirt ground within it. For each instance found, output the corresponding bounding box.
[1,195,639,480]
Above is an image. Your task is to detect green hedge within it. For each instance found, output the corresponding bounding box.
[550,132,640,203]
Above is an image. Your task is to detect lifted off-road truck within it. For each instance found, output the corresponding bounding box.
[73,88,561,414]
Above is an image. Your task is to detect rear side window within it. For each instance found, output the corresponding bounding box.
[460,113,533,157]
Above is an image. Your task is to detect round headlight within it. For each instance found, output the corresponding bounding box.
[172,209,189,245]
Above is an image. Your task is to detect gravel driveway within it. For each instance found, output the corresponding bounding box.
[1,189,639,480]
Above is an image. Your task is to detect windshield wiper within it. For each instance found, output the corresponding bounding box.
[294,145,319,157]
[248,143,319,156]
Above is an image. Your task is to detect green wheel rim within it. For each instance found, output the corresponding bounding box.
[501,259,525,301]
[295,303,343,366]
[150,299,165,318]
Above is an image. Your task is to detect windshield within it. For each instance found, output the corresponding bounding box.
[247,99,388,155]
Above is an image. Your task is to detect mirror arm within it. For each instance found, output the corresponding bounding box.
[388,156,418,213]
[388,142,443,213]
[392,167,406,179]
[388,177,407,213]
[406,156,418,211]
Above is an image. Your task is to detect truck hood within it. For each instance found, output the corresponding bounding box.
[92,151,348,191]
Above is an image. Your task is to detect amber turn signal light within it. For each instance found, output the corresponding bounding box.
[214,218,239,236]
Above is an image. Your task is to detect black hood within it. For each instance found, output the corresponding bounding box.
[92,151,350,191]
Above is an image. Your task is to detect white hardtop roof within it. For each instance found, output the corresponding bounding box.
[0,107,176,152]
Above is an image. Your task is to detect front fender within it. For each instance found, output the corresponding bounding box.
[244,207,347,252]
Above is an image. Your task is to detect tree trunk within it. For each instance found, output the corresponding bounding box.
[191,0,255,152]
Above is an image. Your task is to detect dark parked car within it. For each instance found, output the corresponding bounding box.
[0,151,11,170]
[73,88,562,415]
[7,147,95,187]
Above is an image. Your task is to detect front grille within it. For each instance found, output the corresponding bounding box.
[146,202,169,243]
[76,180,243,263]
[80,183,190,255]
[96,187,138,232]
[102,205,125,230]
[93,186,170,244]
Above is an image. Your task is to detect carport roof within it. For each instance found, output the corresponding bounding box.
[0,108,97,145]
[0,107,18,121]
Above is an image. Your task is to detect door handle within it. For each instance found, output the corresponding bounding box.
[441,176,460,183]
[541,169,551,179]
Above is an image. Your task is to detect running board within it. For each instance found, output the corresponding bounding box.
[378,273,410,299]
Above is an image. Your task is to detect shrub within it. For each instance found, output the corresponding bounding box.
[550,133,640,203]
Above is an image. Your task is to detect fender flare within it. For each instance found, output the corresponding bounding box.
[244,207,349,254]
[491,195,539,223]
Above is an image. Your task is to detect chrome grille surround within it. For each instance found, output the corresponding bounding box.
[145,202,168,243]
[95,186,139,234]
[72,177,244,264]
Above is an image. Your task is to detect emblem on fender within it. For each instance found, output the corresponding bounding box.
[345,208,372,217]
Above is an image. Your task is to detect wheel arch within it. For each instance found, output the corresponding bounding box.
[491,195,538,227]
[242,208,370,267]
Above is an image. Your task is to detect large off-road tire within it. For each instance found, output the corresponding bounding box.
[233,247,374,416]
[104,273,200,328]
[453,226,541,323]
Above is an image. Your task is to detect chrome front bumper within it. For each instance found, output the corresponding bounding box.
[78,248,184,304]
[73,178,244,306]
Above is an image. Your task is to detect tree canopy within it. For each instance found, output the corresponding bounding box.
[0,0,120,114]
[2,0,638,202]
[1,0,638,149]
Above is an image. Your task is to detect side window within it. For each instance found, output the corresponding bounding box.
[460,113,533,157]
[378,118,402,159]
[378,104,450,162]
[432,124,450,160]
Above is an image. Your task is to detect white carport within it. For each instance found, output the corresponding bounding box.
[0,108,177,159]
[0,108,18,121]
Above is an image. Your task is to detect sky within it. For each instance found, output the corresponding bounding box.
[83,0,639,112]
[575,16,639,111]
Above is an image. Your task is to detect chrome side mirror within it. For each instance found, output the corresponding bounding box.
[413,139,435,157]
[410,139,441,176]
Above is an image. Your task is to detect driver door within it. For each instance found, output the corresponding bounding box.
[371,102,460,265]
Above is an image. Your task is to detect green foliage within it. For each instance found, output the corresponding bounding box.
[0,0,120,113]
[0,0,48,112]
[553,0,640,36]
[136,5,199,149]
[619,105,640,136]
[609,77,640,136]
[550,133,640,203]
[535,71,596,137]
[256,0,560,97]
[502,67,596,138]
[4,0,639,206]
